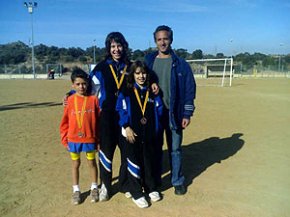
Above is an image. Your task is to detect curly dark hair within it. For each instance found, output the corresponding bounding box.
[105,32,130,64]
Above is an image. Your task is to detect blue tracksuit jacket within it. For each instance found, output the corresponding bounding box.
[144,50,196,129]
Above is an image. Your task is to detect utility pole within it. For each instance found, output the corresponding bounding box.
[24,1,37,79]
[93,39,96,64]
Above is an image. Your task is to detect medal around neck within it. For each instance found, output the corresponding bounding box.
[140,117,147,125]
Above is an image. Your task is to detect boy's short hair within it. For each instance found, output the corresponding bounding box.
[153,25,173,43]
[71,67,89,83]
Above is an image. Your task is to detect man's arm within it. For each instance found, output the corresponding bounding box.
[183,61,196,119]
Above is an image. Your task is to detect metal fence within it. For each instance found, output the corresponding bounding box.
[188,62,289,78]
[0,62,289,79]
[0,63,91,79]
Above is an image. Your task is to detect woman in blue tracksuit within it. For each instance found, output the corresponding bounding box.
[116,61,163,208]
[89,32,131,201]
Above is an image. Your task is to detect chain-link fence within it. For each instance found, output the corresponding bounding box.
[189,61,289,78]
[0,63,92,79]
[1,62,289,79]
[233,63,289,77]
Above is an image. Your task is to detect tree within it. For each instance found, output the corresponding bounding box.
[1,41,289,74]
[0,41,29,64]
[262,56,275,67]
[216,53,225,58]
[204,54,215,59]
[131,49,145,61]
[35,44,49,61]
[252,52,267,61]
[284,54,290,64]
[175,48,188,59]
[235,52,256,70]
[67,47,84,58]
[192,49,203,59]
[79,56,88,63]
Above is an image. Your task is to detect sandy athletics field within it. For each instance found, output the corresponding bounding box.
[0,78,289,217]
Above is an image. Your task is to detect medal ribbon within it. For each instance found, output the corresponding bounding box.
[74,95,87,130]
[109,64,127,90]
[134,88,149,116]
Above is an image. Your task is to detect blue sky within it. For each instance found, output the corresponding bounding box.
[0,0,289,55]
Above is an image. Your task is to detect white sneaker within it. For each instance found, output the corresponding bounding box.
[132,196,149,208]
[124,192,132,198]
[149,191,161,202]
[72,191,81,205]
[90,188,99,203]
[99,184,109,202]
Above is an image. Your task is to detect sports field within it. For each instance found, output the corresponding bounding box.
[0,78,289,217]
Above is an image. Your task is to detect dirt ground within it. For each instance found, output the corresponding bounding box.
[0,78,289,217]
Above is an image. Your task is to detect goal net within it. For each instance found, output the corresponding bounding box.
[187,58,233,87]
[46,64,63,78]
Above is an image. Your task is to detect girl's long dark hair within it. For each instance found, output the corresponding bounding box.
[127,60,150,89]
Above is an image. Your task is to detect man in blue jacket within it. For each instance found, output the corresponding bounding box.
[144,25,196,195]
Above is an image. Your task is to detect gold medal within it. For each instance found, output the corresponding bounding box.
[134,88,149,126]
[140,117,147,125]
[78,132,84,137]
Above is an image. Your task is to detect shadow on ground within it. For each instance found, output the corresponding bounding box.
[160,133,245,191]
[0,102,62,111]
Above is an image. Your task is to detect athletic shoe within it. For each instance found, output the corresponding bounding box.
[174,185,186,195]
[72,191,81,205]
[99,184,109,202]
[90,188,99,203]
[132,196,149,208]
[124,192,132,198]
[149,191,161,202]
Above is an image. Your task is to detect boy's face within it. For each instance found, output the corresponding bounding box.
[72,77,88,96]
[134,67,147,87]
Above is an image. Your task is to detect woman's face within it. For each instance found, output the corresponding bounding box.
[110,40,124,61]
[134,67,147,87]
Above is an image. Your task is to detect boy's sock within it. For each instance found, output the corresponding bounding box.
[91,182,98,190]
[73,185,80,193]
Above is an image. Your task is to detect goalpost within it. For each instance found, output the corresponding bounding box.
[46,64,63,78]
[187,57,233,87]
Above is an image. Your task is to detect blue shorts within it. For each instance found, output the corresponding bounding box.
[68,142,96,153]
[68,142,96,160]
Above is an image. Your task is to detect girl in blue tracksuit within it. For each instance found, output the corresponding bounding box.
[116,61,163,208]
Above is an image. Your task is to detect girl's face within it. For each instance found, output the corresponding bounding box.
[134,67,147,87]
[72,77,88,96]
[110,40,124,61]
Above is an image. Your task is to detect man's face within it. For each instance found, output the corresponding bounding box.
[155,30,171,54]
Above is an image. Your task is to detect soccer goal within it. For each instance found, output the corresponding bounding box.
[46,64,63,79]
[187,58,233,87]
